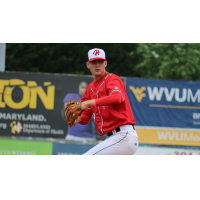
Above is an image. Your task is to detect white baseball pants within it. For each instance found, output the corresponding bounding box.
[83,125,139,155]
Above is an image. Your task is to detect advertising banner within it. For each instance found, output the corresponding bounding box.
[0,71,94,138]
[135,146,200,155]
[52,142,95,155]
[126,78,200,146]
[0,139,53,155]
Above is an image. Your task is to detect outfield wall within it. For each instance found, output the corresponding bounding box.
[0,71,200,147]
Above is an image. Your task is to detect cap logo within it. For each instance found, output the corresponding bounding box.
[93,49,100,56]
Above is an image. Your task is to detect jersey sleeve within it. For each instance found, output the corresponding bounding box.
[106,76,125,102]
[95,92,122,106]
[79,107,93,125]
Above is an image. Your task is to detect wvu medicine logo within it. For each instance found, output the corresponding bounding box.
[10,121,23,134]
[129,86,146,102]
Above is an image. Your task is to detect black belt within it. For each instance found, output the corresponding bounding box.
[107,126,135,137]
[107,127,120,137]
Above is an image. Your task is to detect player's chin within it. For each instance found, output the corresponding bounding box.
[94,70,102,75]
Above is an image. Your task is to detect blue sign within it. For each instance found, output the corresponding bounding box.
[126,78,200,128]
[52,142,95,155]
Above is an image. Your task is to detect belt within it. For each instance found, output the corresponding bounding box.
[107,125,135,137]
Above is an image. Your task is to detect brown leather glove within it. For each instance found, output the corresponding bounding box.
[65,100,83,128]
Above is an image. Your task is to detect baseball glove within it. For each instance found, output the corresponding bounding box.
[65,100,83,128]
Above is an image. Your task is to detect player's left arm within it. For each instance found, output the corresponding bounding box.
[105,76,125,102]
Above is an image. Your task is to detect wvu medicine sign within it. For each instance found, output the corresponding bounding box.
[126,78,200,146]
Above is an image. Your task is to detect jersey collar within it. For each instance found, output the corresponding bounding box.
[94,71,109,87]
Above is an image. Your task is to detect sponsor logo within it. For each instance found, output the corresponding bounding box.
[0,79,55,110]
[0,112,46,122]
[129,86,200,104]
[157,131,200,142]
[129,86,146,102]
[10,121,23,134]
[10,119,50,135]
[147,87,200,103]
[23,123,51,134]
[9,120,64,135]
[135,127,200,146]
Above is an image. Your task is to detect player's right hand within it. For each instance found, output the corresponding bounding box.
[74,116,82,126]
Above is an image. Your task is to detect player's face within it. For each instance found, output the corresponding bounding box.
[79,82,88,96]
[86,59,107,78]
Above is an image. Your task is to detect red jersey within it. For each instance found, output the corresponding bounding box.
[80,71,136,136]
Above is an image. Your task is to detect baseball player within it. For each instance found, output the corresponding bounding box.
[71,48,139,155]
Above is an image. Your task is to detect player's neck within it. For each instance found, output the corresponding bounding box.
[93,71,106,82]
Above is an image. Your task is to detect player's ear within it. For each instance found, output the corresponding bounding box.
[86,62,90,69]
[104,60,107,68]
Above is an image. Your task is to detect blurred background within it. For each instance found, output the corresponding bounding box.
[0,43,200,155]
